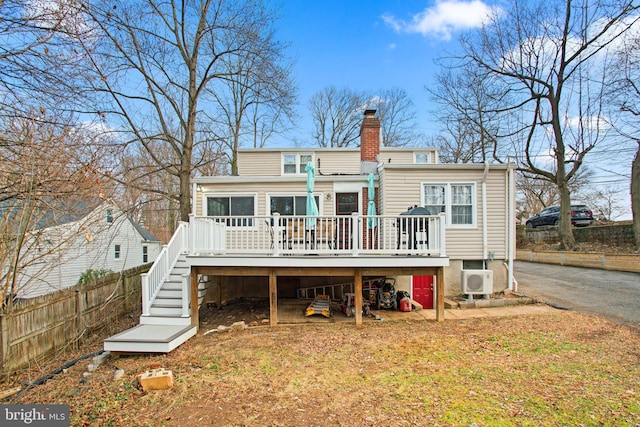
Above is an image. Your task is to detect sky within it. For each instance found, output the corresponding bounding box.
[271,0,494,146]
[270,0,636,219]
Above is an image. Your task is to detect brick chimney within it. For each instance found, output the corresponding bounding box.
[360,109,380,174]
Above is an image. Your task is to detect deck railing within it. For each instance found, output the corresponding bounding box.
[141,221,189,317]
[188,213,446,257]
[141,213,446,318]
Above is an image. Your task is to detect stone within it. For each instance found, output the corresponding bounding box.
[261,319,270,324]
[93,352,110,366]
[474,299,491,309]
[231,321,246,331]
[87,363,97,372]
[114,369,125,380]
[458,300,476,309]
[137,369,174,391]
[217,325,230,332]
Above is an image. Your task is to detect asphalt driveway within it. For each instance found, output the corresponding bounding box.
[514,260,640,329]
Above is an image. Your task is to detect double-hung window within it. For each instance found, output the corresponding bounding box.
[283,153,313,175]
[114,244,121,259]
[206,195,256,226]
[422,183,475,227]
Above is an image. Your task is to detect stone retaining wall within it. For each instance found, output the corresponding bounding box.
[516,250,640,273]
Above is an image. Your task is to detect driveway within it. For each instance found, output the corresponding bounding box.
[514,261,640,328]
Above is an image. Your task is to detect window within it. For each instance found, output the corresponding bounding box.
[206,195,255,226]
[414,152,431,164]
[422,183,475,227]
[142,246,148,263]
[114,244,121,259]
[282,153,313,175]
[270,195,320,216]
[106,209,113,223]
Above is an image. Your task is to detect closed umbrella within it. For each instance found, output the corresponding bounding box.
[305,161,319,228]
[367,173,377,229]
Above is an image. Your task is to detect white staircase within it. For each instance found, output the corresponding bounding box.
[104,254,208,354]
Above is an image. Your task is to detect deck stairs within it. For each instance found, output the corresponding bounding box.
[104,255,207,354]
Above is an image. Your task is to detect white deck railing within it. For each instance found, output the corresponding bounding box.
[188,213,446,257]
[141,221,189,317]
[142,213,446,317]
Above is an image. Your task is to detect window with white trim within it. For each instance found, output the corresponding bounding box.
[422,182,475,227]
[414,152,432,164]
[270,195,320,216]
[114,244,121,259]
[282,153,313,175]
[206,195,256,226]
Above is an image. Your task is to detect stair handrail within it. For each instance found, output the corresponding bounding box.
[142,221,190,316]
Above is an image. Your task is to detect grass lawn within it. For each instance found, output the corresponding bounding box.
[7,309,640,426]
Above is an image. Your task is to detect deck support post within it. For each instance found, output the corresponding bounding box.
[216,276,222,308]
[354,269,363,326]
[436,267,445,322]
[269,269,278,326]
[191,268,199,329]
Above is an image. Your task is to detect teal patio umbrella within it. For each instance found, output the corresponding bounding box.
[367,173,377,229]
[305,161,319,227]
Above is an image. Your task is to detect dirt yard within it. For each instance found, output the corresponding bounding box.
[5,300,640,426]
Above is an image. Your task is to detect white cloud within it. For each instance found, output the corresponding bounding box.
[382,0,500,40]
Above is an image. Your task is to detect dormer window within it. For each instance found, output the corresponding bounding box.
[414,152,432,164]
[283,153,313,175]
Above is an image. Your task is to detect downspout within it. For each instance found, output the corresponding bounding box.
[192,182,198,219]
[482,162,489,269]
[507,161,516,291]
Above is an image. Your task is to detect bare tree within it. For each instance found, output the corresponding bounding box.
[516,168,591,221]
[0,115,111,303]
[0,0,90,120]
[368,88,424,147]
[205,23,298,175]
[76,0,292,222]
[309,86,365,148]
[429,63,508,163]
[309,86,424,147]
[458,0,639,249]
[607,32,640,249]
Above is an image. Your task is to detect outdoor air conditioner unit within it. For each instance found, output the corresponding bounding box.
[461,269,493,294]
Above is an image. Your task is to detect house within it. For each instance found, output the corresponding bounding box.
[6,201,162,299]
[104,110,516,354]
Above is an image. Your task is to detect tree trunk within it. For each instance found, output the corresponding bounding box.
[632,142,640,251]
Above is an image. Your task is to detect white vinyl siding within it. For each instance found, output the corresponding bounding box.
[13,205,161,298]
[380,166,508,259]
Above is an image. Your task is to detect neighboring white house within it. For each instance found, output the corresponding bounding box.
[10,201,161,299]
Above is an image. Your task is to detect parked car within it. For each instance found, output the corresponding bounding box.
[526,205,594,228]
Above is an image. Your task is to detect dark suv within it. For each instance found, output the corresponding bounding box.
[525,205,593,228]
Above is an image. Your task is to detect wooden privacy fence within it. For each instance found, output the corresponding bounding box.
[0,264,149,377]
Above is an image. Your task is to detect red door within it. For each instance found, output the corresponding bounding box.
[412,275,434,309]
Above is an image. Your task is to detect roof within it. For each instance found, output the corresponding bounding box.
[131,220,161,242]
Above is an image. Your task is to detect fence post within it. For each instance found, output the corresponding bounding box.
[0,313,8,374]
[75,288,83,350]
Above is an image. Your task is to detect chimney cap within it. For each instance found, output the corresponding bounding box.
[364,109,376,117]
